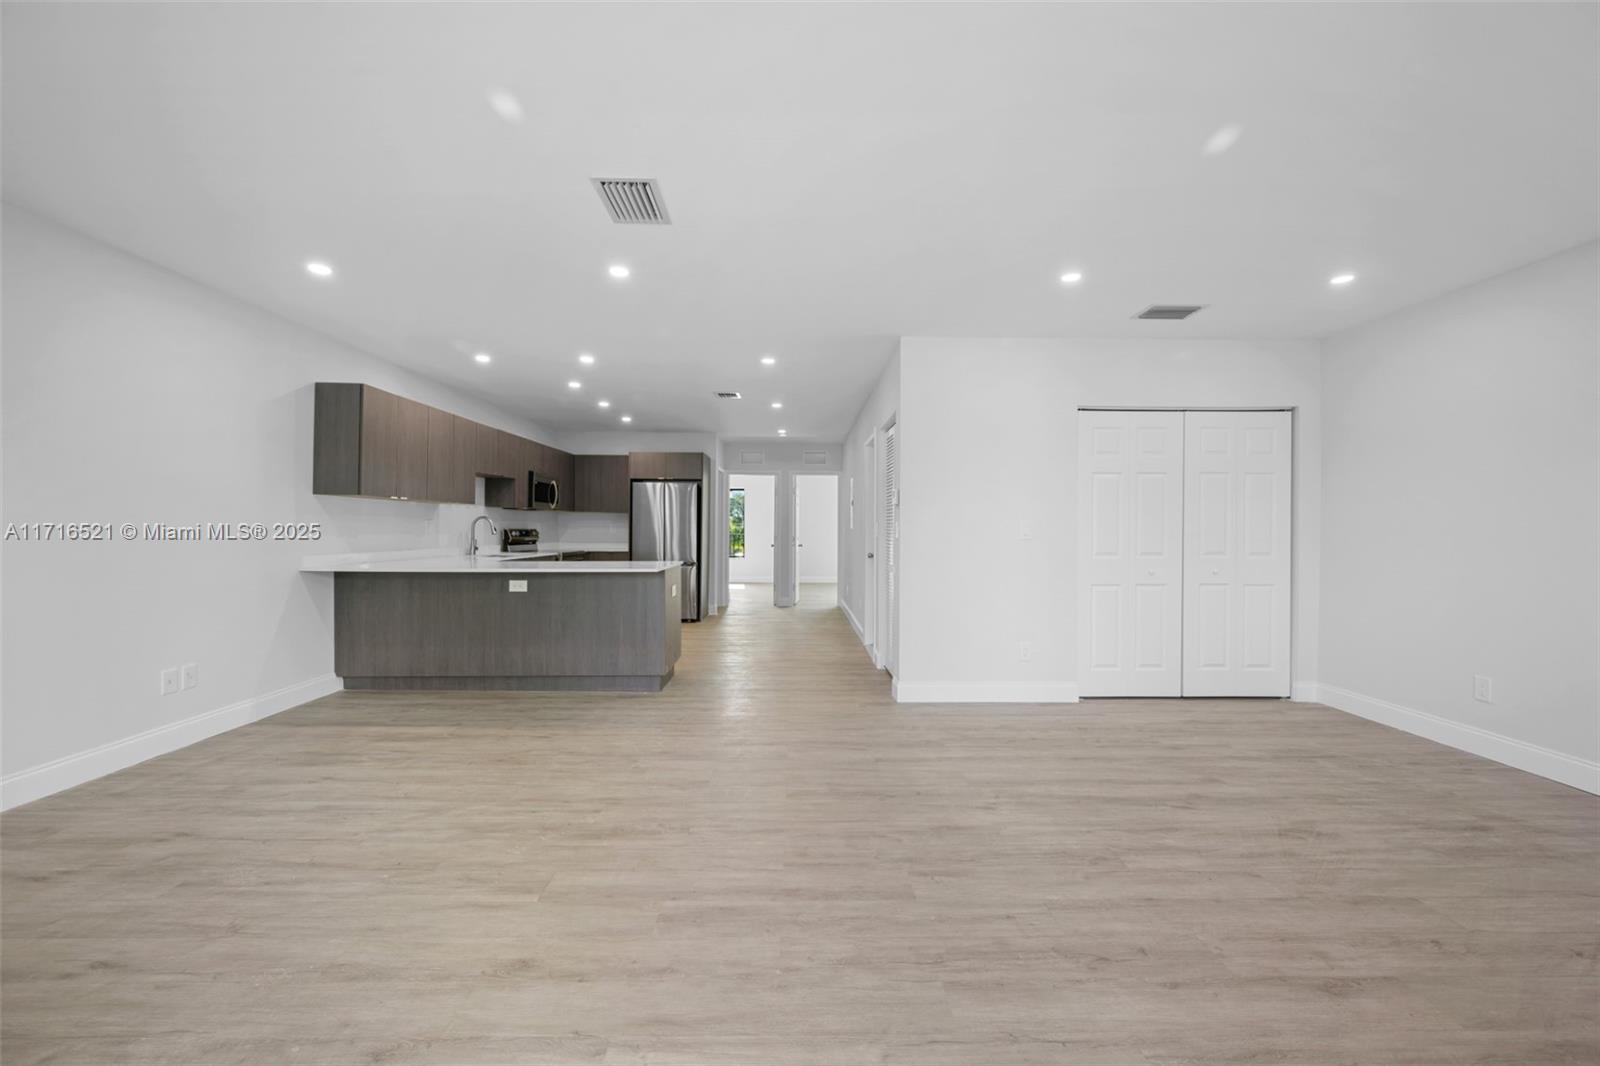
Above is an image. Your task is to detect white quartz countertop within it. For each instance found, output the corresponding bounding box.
[300,551,676,575]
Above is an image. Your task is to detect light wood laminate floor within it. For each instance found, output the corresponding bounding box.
[4,584,1597,1064]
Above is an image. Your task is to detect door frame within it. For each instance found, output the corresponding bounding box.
[863,431,878,665]
[1075,405,1298,698]
[877,415,899,677]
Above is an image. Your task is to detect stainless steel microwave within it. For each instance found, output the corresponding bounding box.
[528,471,559,510]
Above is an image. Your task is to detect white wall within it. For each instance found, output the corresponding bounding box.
[728,474,776,583]
[0,206,560,806]
[1319,242,1599,791]
[796,474,838,583]
[839,354,900,645]
[895,337,1321,703]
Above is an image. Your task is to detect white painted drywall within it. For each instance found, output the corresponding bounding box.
[894,337,1321,702]
[728,474,776,583]
[1320,241,1599,787]
[839,355,900,646]
[796,474,838,583]
[0,206,561,805]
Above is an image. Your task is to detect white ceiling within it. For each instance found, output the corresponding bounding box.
[4,3,1595,440]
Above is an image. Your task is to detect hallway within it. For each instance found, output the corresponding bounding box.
[3,587,1596,1063]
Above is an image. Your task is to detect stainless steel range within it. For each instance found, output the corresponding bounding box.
[500,527,542,554]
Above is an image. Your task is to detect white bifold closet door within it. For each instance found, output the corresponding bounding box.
[1077,411,1185,696]
[1181,411,1292,697]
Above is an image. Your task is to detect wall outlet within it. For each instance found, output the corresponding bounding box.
[507,579,528,592]
[1019,520,1033,541]
[1473,675,1493,703]
[1019,641,1032,662]
[181,663,199,690]
[159,667,179,696]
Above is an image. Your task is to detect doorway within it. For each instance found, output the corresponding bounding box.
[794,473,839,607]
[1076,409,1292,698]
[728,474,776,597]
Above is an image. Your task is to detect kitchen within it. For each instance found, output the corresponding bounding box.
[301,382,714,692]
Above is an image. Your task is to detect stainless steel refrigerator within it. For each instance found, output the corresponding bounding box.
[630,480,701,621]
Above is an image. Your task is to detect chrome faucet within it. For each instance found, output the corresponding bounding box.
[469,515,498,558]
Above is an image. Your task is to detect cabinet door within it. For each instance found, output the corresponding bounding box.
[394,397,430,500]
[515,437,541,510]
[358,386,399,498]
[426,409,473,503]
[664,452,705,479]
[474,423,504,476]
[629,452,665,480]
[452,415,478,501]
[551,449,575,510]
[573,455,602,512]
[593,455,630,512]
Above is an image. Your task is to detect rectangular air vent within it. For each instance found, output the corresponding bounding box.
[1136,304,1205,321]
[593,178,670,224]
[803,451,827,465]
[715,391,742,400]
[739,451,765,465]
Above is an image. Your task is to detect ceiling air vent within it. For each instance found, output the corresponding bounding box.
[715,391,742,400]
[1136,304,1206,321]
[593,178,670,224]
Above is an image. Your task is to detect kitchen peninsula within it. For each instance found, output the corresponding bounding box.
[301,555,683,692]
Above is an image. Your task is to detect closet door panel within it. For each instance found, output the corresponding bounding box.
[1182,411,1292,697]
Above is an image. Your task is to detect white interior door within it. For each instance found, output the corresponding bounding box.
[880,423,898,677]
[1182,411,1292,697]
[1077,411,1185,697]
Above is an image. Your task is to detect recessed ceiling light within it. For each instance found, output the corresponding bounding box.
[620,415,633,423]
[473,352,492,364]
[578,353,595,365]
[777,429,788,436]
[607,264,631,280]
[1059,271,1084,285]
[771,401,783,409]
[597,400,611,408]
[486,89,524,124]
[305,261,334,278]
[761,356,777,366]
[1329,272,1357,286]
[1202,124,1244,156]
[567,380,582,390]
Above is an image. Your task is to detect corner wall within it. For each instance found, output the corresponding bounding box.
[1319,242,1599,792]
[0,206,559,807]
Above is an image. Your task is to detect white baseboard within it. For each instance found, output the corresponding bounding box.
[1292,681,1320,703]
[1316,682,1599,795]
[893,681,1080,704]
[1,673,343,810]
[840,598,865,642]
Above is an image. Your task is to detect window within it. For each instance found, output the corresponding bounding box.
[728,487,746,558]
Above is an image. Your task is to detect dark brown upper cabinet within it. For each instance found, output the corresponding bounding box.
[314,382,568,509]
[426,408,473,504]
[314,383,428,500]
[629,451,704,481]
[573,455,630,513]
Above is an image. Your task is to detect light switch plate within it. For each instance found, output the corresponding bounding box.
[1473,675,1493,703]
[159,667,179,696]
[508,580,528,592]
[180,663,199,690]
